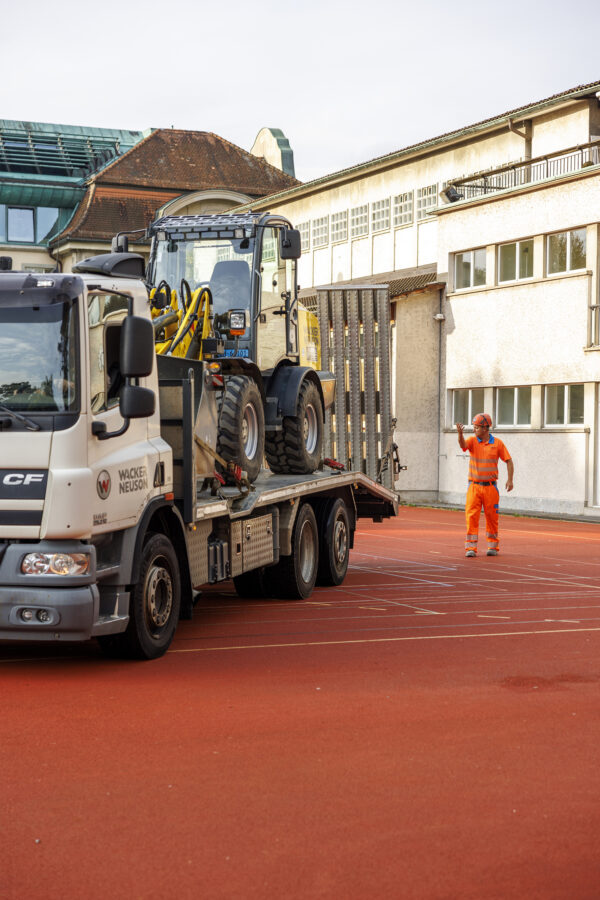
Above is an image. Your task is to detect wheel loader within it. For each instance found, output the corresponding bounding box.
[130,213,335,483]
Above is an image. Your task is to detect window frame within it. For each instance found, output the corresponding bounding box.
[495,386,532,427]
[393,191,413,227]
[297,221,310,253]
[331,210,348,244]
[452,387,485,429]
[312,216,329,249]
[546,227,587,276]
[544,383,585,427]
[416,184,438,221]
[497,239,535,284]
[371,198,390,234]
[350,204,369,239]
[454,248,487,290]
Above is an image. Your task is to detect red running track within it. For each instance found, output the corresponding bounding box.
[1,506,600,899]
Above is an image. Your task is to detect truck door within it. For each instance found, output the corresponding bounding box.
[87,290,157,529]
[256,227,296,370]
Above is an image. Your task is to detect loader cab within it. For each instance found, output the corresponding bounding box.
[146,213,301,370]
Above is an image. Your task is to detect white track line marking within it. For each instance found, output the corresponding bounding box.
[169,626,600,653]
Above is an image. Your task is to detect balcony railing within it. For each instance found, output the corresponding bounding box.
[449,139,600,201]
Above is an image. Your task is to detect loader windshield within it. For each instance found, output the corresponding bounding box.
[150,235,255,317]
[0,300,78,413]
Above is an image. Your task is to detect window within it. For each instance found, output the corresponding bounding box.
[1,205,59,244]
[297,222,310,253]
[331,211,348,243]
[393,192,413,226]
[547,228,586,275]
[452,388,485,426]
[498,239,534,282]
[416,184,437,220]
[545,384,584,425]
[88,293,130,414]
[496,386,531,426]
[454,249,486,290]
[8,207,34,242]
[312,216,329,248]
[371,199,390,233]
[351,204,369,238]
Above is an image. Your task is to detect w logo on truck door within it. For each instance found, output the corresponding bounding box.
[97,470,111,500]
[0,470,47,500]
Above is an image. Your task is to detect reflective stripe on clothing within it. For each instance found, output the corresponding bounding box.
[465,483,500,551]
[463,433,511,483]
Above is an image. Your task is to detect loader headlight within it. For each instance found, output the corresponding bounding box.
[229,310,246,334]
[21,552,90,576]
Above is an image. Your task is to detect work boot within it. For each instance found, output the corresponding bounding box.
[465,550,476,557]
[486,549,498,557]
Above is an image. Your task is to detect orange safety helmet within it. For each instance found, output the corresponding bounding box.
[472,413,492,428]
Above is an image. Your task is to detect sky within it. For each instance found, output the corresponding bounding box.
[4,0,600,183]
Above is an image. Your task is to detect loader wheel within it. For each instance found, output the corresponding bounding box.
[265,379,323,474]
[262,502,318,600]
[217,376,265,483]
[98,533,181,660]
[314,497,351,586]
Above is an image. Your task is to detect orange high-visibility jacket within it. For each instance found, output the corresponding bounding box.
[463,434,511,482]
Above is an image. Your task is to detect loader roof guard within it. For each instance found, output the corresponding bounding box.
[148,212,292,239]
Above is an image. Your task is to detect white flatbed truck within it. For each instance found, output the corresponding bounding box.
[0,255,397,659]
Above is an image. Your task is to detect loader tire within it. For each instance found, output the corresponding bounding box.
[265,379,323,474]
[217,376,265,484]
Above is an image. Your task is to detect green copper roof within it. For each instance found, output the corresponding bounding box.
[0,120,148,179]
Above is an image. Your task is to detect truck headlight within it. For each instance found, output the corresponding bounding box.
[21,552,90,576]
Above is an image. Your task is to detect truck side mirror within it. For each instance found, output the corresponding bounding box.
[280,228,301,260]
[119,384,155,419]
[120,316,154,377]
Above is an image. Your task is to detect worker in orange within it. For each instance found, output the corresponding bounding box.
[456,413,514,557]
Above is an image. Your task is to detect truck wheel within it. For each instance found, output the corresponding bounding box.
[315,498,351,586]
[233,567,267,598]
[98,533,181,660]
[263,502,318,599]
[265,379,323,474]
[217,376,265,483]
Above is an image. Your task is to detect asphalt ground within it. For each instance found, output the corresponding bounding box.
[1,506,599,899]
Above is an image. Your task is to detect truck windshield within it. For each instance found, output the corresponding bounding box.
[0,300,78,413]
[150,236,255,317]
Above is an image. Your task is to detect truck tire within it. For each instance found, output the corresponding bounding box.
[98,533,181,660]
[315,497,351,586]
[263,502,319,599]
[233,567,267,598]
[217,376,265,483]
[265,379,323,474]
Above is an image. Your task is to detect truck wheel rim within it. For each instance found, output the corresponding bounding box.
[242,403,259,460]
[333,518,348,565]
[304,404,318,455]
[146,564,173,630]
[299,520,316,582]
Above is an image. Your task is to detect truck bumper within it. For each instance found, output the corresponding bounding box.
[0,584,99,642]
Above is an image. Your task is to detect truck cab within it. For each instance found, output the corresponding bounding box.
[0,264,169,641]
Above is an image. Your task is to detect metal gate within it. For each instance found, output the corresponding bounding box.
[315,285,394,490]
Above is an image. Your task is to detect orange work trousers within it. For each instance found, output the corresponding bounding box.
[465,482,499,555]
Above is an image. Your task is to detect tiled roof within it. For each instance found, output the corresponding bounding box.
[96,129,299,194]
[54,185,181,244]
[51,129,300,245]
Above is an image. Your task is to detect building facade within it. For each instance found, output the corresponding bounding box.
[233,80,600,517]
